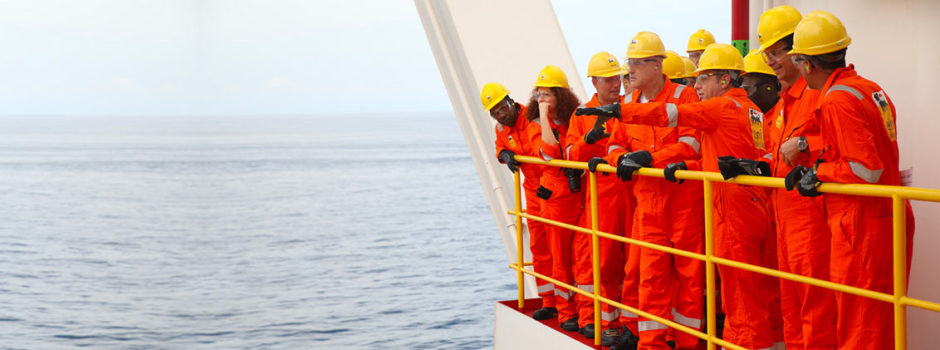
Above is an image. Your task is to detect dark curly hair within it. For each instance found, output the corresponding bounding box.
[525,87,581,124]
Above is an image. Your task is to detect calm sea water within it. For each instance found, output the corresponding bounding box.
[0,113,516,349]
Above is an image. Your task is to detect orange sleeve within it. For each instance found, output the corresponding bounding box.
[540,126,565,161]
[494,125,508,159]
[815,97,885,184]
[564,114,606,161]
[605,120,630,165]
[524,119,543,157]
[620,98,724,131]
[650,129,699,168]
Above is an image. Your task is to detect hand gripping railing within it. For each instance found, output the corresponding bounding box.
[506,155,940,349]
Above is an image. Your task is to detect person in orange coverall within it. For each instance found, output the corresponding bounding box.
[755,6,836,349]
[784,11,914,350]
[481,82,560,322]
[527,65,586,332]
[577,43,783,350]
[598,32,704,350]
[562,51,628,340]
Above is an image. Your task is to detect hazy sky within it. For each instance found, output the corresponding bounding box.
[0,0,728,117]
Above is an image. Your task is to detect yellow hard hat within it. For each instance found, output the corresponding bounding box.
[662,51,685,79]
[587,51,622,77]
[789,11,852,56]
[757,5,802,53]
[680,56,696,78]
[627,31,666,59]
[687,29,716,52]
[743,50,776,76]
[534,65,569,88]
[480,82,510,111]
[694,43,744,74]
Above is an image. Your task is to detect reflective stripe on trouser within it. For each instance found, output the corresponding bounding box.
[825,196,913,350]
[637,180,704,350]
[574,176,627,328]
[773,188,835,350]
[545,186,585,323]
[713,184,782,349]
[524,187,555,308]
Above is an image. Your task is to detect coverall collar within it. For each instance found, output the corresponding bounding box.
[786,76,809,100]
[629,74,675,103]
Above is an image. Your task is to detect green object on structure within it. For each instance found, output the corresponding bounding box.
[732,40,749,57]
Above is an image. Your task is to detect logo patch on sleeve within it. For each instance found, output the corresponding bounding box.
[872,90,896,141]
[749,108,766,150]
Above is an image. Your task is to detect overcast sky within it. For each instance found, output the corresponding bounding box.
[0,0,728,117]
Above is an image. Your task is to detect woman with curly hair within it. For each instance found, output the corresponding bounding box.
[526,65,587,333]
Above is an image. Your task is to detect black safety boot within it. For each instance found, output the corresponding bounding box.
[600,326,622,347]
[532,307,557,321]
[608,326,638,350]
[579,323,595,338]
[560,317,579,332]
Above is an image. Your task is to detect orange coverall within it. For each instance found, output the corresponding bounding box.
[812,65,914,350]
[606,80,704,349]
[764,77,836,350]
[617,88,782,349]
[564,94,629,330]
[538,117,587,324]
[493,105,556,310]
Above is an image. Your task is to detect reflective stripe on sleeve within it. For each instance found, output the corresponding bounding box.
[541,149,553,161]
[763,153,773,160]
[666,103,678,128]
[827,84,864,100]
[565,144,573,160]
[638,320,668,332]
[608,144,626,154]
[497,124,503,132]
[673,84,685,99]
[678,136,700,154]
[849,161,883,183]
[724,96,742,108]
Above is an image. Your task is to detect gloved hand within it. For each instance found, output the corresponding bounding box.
[564,168,583,193]
[575,102,620,122]
[536,185,552,200]
[498,149,521,172]
[588,157,607,173]
[616,151,652,182]
[717,156,771,180]
[584,127,610,144]
[796,167,823,197]
[784,165,809,191]
[664,161,687,185]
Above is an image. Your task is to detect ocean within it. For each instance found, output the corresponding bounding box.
[0,113,515,349]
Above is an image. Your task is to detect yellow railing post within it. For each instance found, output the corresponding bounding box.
[703,179,717,350]
[589,170,602,345]
[514,169,525,310]
[893,194,907,350]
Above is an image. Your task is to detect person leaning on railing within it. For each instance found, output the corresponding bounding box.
[575,43,785,350]
[783,11,915,350]
[562,51,629,342]
[599,31,705,350]
[755,5,837,349]
[527,65,587,332]
[480,82,559,322]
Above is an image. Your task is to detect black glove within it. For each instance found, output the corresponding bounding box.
[564,168,582,193]
[584,127,610,144]
[575,102,621,121]
[536,185,552,200]
[664,161,687,184]
[498,149,521,173]
[588,157,607,173]
[796,167,823,197]
[784,165,809,191]
[616,151,652,182]
[717,156,771,180]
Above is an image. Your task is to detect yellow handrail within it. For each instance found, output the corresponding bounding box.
[505,155,940,349]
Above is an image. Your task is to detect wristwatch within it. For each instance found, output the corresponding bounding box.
[797,136,808,153]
